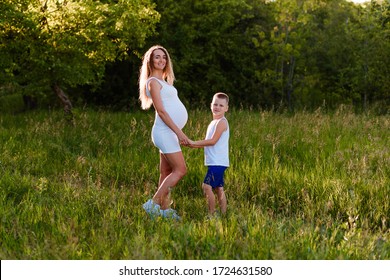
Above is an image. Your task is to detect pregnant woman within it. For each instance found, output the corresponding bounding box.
[138,45,189,220]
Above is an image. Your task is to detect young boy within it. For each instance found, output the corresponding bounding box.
[188,92,230,217]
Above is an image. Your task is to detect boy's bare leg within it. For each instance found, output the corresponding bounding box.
[202,183,216,215]
[216,187,227,214]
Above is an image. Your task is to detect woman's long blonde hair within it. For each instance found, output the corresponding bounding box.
[138,45,175,110]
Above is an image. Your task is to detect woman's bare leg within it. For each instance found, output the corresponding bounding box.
[158,153,172,188]
[153,151,186,210]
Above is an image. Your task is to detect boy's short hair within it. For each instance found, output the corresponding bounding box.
[214,92,229,104]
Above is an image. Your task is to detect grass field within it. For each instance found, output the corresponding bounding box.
[0,107,389,259]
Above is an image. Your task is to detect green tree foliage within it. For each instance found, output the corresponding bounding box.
[274,0,359,109]
[145,0,275,108]
[290,0,390,111]
[253,0,390,111]
[344,1,390,111]
[0,0,159,116]
[137,0,389,111]
[2,0,389,112]
[260,0,307,110]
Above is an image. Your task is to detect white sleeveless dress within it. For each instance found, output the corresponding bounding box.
[146,77,188,153]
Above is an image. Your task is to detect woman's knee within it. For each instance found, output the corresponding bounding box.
[176,165,187,179]
[164,152,187,178]
[160,167,171,178]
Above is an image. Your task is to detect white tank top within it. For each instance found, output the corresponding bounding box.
[146,77,188,129]
[204,117,229,167]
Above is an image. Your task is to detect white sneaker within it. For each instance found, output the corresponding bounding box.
[143,199,161,218]
[160,208,181,221]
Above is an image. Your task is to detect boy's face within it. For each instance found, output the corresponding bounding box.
[210,97,228,118]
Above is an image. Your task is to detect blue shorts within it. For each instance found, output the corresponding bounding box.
[203,166,227,189]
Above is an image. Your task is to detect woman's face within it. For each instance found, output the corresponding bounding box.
[151,49,167,71]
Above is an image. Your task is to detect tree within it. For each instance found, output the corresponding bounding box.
[345,0,390,111]
[262,0,305,110]
[0,0,159,118]
[299,0,357,109]
[143,0,274,108]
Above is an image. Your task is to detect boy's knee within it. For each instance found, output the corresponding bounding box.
[202,183,212,193]
[216,187,224,195]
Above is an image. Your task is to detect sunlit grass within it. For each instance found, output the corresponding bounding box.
[0,108,389,259]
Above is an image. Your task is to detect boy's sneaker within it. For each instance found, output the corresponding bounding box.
[160,208,181,221]
[143,199,161,218]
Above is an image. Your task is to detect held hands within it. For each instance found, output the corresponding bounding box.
[178,131,196,147]
[181,139,196,148]
[178,131,190,146]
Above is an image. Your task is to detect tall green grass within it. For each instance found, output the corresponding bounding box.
[0,107,389,259]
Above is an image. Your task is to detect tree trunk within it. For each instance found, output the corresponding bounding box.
[52,83,73,122]
[22,95,38,110]
[286,55,296,111]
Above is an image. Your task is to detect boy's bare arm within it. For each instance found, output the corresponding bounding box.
[187,119,227,148]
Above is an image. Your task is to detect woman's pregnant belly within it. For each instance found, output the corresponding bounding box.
[156,99,188,129]
[167,100,188,128]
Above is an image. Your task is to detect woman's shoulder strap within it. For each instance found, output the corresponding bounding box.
[147,76,162,84]
[146,77,163,96]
